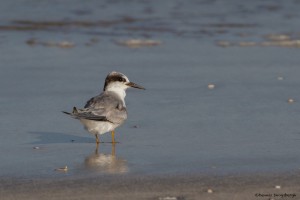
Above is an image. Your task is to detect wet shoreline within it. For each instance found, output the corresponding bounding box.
[1,171,299,200]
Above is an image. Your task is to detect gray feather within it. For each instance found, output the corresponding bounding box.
[63,91,127,124]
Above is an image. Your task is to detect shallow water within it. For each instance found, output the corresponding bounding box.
[1,0,300,179]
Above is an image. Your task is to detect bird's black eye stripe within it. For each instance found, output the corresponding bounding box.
[104,75,127,90]
[117,77,126,82]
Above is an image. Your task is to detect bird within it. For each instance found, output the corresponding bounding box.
[63,71,145,145]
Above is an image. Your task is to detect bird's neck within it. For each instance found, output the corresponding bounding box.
[105,87,127,106]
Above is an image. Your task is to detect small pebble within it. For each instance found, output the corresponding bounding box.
[277,76,284,80]
[208,84,215,89]
[288,98,295,103]
[207,189,213,193]
[275,185,281,189]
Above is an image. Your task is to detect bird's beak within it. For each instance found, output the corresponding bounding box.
[126,82,145,90]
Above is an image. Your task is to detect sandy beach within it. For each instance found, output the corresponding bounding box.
[1,172,299,200]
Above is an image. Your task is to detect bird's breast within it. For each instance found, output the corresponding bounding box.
[79,119,120,135]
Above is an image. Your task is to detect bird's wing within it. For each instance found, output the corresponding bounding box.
[63,107,112,122]
[65,91,127,124]
[84,92,119,109]
[105,107,127,125]
[86,92,127,124]
[73,111,110,122]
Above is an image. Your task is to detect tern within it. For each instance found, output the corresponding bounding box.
[63,71,145,144]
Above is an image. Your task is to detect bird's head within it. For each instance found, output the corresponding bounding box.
[103,71,145,92]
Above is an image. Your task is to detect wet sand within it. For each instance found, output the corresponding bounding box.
[1,0,300,199]
[1,172,299,200]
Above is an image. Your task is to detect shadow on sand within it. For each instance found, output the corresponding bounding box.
[29,131,94,144]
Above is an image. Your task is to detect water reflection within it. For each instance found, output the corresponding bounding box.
[84,144,128,174]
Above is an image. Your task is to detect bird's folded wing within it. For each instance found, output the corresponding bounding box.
[69,108,113,122]
[106,108,127,124]
[84,93,119,109]
[75,113,110,122]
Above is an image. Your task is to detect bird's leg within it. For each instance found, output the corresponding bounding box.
[95,143,99,154]
[95,134,100,144]
[111,130,116,144]
[95,135,100,152]
[111,143,116,156]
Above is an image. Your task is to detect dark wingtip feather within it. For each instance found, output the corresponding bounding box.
[72,107,78,114]
[62,106,78,116]
[62,111,71,115]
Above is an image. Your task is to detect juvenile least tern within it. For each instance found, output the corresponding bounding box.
[63,71,145,144]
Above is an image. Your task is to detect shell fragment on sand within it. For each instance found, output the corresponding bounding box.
[288,99,295,103]
[55,166,68,172]
[208,84,215,89]
[275,185,281,189]
[158,197,184,200]
[277,76,284,80]
[207,189,213,193]
[115,39,161,48]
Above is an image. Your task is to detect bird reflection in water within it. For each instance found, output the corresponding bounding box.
[84,144,128,174]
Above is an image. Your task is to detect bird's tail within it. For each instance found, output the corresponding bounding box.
[62,107,79,116]
[62,111,71,115]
